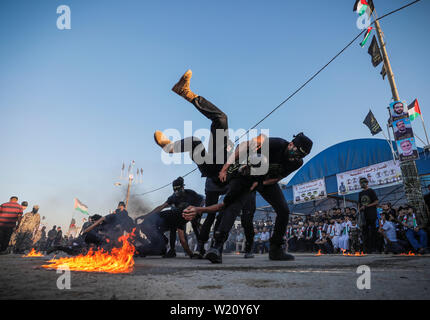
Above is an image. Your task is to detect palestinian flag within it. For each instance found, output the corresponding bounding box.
[408,99,422,121]
[353,0,375,17]
[74,198,89,215]
[360,27,373,47]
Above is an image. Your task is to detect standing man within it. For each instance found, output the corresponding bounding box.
[182,132,313,263]
[0,196,24,254]
[13,205,41,253]
[8,200,28,248]
[358,177,379,254]
[46,225,57,249]
[54,226,63,246]
[260,227,270,254]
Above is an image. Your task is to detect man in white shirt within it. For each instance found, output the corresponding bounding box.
[260,227,270,254]
[339,216,352,252]
[332,218,343,253]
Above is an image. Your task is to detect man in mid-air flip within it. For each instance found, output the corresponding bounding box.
[154,70,257,259]
[154,70,313,263]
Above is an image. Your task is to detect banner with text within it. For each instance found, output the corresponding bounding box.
[293,178,327,204]
[336,160,402,195]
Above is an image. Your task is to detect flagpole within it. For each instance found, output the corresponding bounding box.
[371,4,428,225]
[420,113,430,146]
[385,109,397,161]
[125,174,133,210]
[413,133,427,146]
[380,126,397,161]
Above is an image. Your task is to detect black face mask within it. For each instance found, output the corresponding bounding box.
[283,148,302,161]
[174,189,184,196]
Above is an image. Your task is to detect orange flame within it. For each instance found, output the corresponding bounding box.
[341,249,366,256]
[42,231,136,274]
[399,251,420,256]
[23,248,44,257]
[315,249,324,256]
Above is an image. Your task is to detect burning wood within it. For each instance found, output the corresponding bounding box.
[23,248,44,257]
[42,232,136,274]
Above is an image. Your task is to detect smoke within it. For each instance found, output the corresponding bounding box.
[124,193,152,219]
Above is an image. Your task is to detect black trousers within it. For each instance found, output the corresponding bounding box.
[199,184,256,247]
[240,191,257,246]
[0,226,14,252]
[174,96,230,178]
[363,218,377,253]
[216,182,290,247]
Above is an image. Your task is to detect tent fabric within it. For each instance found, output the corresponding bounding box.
[255,138,430,209]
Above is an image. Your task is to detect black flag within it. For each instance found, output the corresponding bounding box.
[368,36,382,67]
[363,110,382,135]
[380,64,387,80]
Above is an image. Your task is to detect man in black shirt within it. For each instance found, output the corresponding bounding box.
[142,177,204,257]
[358,177,379,253]
[134,205,196,258]
[183,132,313,263]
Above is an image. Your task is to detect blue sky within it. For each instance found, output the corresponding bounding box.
[1,0,429,229]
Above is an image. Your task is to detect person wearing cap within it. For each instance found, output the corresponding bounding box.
[0,196,24,254]
[358,177,379,254]
[182,131,313,263]
[13,205,41,253]
[135,177,204,258]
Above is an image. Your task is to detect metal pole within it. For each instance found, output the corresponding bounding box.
[125,175,132,210]
[373,7,428,225]
[419,113,430,146]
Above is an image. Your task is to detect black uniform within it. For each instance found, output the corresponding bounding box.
[170,96,257,249]
[135,210,188,256]
[214,137,303,248]
[135,190,203,256]
[358,188,378,253]
[165,189,204,250]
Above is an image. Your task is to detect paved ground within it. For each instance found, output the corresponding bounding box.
[1,252,429,300]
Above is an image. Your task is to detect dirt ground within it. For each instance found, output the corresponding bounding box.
[1,252,429,300]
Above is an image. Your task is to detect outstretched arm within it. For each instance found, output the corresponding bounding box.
[219,134,267,182]
[182,203,225,221]
[177,229,193,257]
[149,202,169,215]
[81,217,105,234]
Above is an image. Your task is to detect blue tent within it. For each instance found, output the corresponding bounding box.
[256,138,430,214]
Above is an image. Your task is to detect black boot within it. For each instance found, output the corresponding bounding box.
[205,243,223,263]
[195,241,206,259]
[162,249,176,258]
[244,241,254,259]
[269,243,295,261]
[205,236,224,264]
